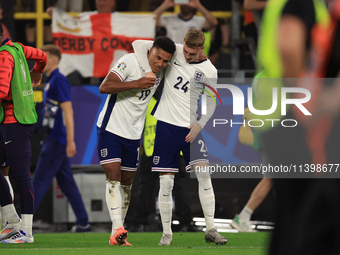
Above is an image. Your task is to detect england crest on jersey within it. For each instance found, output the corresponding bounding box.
[101,148,108,158]
[153,156,160,165]
[194,70,204,83]
[156,74,160,87]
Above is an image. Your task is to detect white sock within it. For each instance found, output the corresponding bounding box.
[4,176,14,201]
[239,206,253,221]
[106,181,123,236]
[120,184,132,224]
[196,169,215,231]
[0,206,5,231]
[1,176,14,230]
[158,175,174,235]
[2,204,20,224]
[21,214,33,237]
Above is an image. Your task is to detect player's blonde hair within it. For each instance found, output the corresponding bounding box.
[41,44,61,61]
[184,28,205,48]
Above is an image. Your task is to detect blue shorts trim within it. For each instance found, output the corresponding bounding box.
[152,167,178,172]
[185,159,209,171]
[100,158,121,165]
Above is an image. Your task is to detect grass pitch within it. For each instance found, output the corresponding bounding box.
[0,232,270,255]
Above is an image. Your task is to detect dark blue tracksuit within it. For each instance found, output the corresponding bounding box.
[32,68,88,226]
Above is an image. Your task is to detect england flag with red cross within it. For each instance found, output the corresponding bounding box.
[52,8,155,78]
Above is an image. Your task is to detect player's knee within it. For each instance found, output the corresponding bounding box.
[12,174,32,186]
[159,174,174,190]
[121,171,136,185]
[102,162,121,181]
[195,166,211,180]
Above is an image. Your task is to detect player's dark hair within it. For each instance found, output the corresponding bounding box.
[153,36,176,55]
[0,22,3,37]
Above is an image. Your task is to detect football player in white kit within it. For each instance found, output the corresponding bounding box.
[132,29,227,245]
[96,37,176,246]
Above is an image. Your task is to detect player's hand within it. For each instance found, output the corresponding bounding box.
[46,6,55,16]
[187,0,202,9]
[66,141,77,158]
[198,51,207,62]
[145,71,156,79]
[243,107,252,120]
[238,125,254,146]
[185,122,202,143]
[138,77,157,89]
[239,107,254,146]
[30,70,43,87]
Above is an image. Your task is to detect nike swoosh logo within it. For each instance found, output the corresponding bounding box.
[111,207,119,210]
[163,194,170,196]
[204,188,211,191]
[174,61,181,66]
[5,141,11,144]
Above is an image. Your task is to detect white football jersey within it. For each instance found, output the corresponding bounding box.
[153,44,217,127]
[97,53,162,139]
[160,15,206,44]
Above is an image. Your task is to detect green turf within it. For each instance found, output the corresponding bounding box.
[0,232,270,255]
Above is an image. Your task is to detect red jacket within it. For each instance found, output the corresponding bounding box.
[0,39,47,123]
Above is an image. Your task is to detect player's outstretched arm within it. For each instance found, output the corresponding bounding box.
[132,40,154,73]
[188,0,218,31]
[99,72,156,94]
[153,0,175,26]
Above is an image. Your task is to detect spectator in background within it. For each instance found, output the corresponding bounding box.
[22,0,59,47]
[0,5,11,43]
[0,22,47,243]
[85,0,130,12]
[47,0,115,17]
[56,0,84,12]
[32,44,91,233]
[0,1,15,41]
[153,0,218,44]
[198,0,231,63]
[83,0,115,14]
[242,0,267,40]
